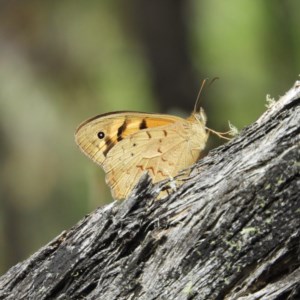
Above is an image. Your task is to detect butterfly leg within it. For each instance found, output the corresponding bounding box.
[156,169,190,199]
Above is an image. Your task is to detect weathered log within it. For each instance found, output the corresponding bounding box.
[0,81,299,300]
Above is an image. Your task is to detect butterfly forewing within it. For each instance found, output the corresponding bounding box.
[75,112,182,166]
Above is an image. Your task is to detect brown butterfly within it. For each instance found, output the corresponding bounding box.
[75,108,209,200]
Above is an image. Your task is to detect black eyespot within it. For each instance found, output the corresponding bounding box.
[97,131,105,139]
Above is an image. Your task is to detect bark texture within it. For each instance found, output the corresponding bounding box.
[0,82,299,300]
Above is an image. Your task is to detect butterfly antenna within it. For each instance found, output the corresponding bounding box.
[193,79,208,113]
[208,76,219,87]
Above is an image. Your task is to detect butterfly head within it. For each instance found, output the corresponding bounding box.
[189,107,207,127]
[195,107,207,124]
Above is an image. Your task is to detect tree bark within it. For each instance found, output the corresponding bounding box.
[0,81,299,300]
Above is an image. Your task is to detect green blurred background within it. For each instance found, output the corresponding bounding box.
[0,0,299,275]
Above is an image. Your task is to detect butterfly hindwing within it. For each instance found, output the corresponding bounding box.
[103,121,201,199]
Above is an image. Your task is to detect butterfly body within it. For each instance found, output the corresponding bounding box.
[75,110,208,200]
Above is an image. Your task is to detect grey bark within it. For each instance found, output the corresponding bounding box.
[0,81,299,300]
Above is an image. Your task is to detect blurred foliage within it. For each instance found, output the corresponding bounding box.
[0,0,299,274]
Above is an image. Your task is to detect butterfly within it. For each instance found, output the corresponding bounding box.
[75,108,209,200]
